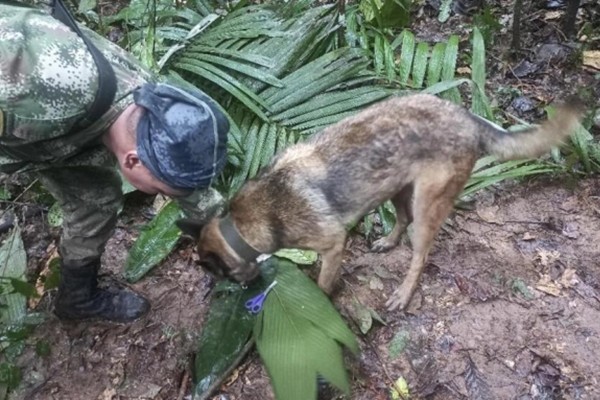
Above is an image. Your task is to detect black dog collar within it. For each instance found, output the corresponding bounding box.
[219,214,262,263]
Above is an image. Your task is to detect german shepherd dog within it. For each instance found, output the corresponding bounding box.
[177,94,582,311]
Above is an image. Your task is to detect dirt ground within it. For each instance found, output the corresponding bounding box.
[5,1,600,399]
[9,173,600,400]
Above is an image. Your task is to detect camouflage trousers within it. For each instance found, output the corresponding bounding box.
[0,151,224,268]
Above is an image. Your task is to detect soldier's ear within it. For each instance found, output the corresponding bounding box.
[176,218,204,240]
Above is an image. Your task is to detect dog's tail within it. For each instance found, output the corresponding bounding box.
[476,98,584,161]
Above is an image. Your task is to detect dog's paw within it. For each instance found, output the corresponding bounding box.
[371,237,398,253]
[385,289,411,311]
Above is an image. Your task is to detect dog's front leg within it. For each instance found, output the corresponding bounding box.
[317,239,346,295]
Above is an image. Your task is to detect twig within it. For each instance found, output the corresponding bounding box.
[195,338,255,400]
[177,369,190,400]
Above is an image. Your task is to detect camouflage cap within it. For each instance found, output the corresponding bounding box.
[133,83,229,191]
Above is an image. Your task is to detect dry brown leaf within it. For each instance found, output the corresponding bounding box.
[583,50,600,70]
[544,10,562,20]
[457,66,472,75]
[534,248,560,267]
[476,205,503,224]
[152,194,170,213]
[369,275,384,291]
[97,388,117,400]
[559,268,579,289]
[224,367,240,386]
[29,244,59,308]
[536,275,562,297]
[522,232,536,241]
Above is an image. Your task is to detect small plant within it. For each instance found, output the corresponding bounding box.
[0,224,47,396]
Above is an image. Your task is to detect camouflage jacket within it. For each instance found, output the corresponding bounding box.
[0,2,154,172]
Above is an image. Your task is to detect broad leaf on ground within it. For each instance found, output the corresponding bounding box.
[0,225,27,325]
[124,201,183,282]
[255,257,358,400]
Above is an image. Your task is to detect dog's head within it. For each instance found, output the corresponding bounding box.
[176,217,260,284]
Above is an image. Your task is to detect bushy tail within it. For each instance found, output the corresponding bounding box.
[477,99,584,161]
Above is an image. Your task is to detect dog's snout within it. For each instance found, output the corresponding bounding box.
[230,263,260,284]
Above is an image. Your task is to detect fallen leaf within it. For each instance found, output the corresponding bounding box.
[97,388,117,400]
[389,330,410,359]
[476,206,503,224]
[457,66,472,75]
[138,383,163,398]
[351,301,373,334]
[109,361,125,386]
[583,50,600,70]
[561,222,579,239]
[559,268,579,289]
[534,248,561,267]
[536,274,562,297]
[273,248,318,265]
[369,308,387,326]
[390,376,410,399]
[522,232,536,241]
[544,10,562,20]
[152,194,169,213]
[512,278,535,300]
[29,245,59,308]
[373,265,396,280]
[369,276,384,291]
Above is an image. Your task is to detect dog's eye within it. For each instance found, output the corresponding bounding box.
[199,253,223,277]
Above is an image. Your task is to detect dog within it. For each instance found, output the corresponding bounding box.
[177,93,583,311]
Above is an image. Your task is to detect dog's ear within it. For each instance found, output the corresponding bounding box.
[175,218,204,240]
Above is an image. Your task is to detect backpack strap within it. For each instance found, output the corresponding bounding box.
[50,0,117,130]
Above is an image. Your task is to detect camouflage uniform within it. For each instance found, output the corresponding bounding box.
[0,3,222,267]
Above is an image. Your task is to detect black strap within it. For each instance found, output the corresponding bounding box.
[219,215,262,263]
[50,0,117,129]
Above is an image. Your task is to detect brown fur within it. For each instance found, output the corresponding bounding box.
[178,93,583,311]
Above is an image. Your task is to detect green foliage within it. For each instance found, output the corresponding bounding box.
[193,268,275,398]
[124,201,183,282]
[548,106,600,174]
[0,225,27,325]
[47,202,63,228]
[438,0,453,23]
[463,156,561,199]
[0,363,21,391]
[0,187,11,201]
[358,0,412,29]
[472,5,503,47]
[193,258,357,400]
[0,224,44,394]
[254,257,358,400]
[388,329,410,359]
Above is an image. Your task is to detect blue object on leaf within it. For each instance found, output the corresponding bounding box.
[245,280,278,314]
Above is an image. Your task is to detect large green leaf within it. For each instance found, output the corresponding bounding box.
[470,27,492,119]
[192,259,272,399]
[193,263,276,398]
[193,285,255,397]
[440,35,461,103]
[397,30,415,85]
[0,225,27,325]
[124,201,183,282]
[255,258,358,400]
[462,156,560,198]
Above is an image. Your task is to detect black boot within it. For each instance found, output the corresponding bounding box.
[54,259,150,322]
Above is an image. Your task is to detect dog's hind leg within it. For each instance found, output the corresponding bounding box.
[385,167,469,311]
[371,184,414,253]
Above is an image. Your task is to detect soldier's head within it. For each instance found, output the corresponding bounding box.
[108,83,229,197]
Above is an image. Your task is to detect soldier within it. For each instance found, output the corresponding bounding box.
[0,2,229,322]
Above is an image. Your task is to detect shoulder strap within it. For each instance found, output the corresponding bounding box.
[50,0,117,129]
